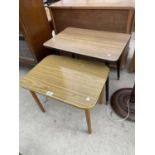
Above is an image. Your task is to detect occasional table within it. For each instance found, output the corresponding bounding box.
[49,0,134,67]
[44,27,131,80]
[20,55,109,133]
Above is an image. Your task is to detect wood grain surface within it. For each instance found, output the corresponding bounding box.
[44,27,131,61]
[20,55,109,109]
[19,0,52,62]
[50,0,135,9]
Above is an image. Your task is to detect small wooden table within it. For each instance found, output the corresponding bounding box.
[20,55,109,133]
[44,27,131,80]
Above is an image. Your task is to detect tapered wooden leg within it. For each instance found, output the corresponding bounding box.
[29,91,45,112]
[85,109,92,134]
[98,88,104,104]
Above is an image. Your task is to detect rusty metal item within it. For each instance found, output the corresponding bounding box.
[110,87,135,122]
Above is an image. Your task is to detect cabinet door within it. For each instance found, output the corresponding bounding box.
[19,0,52,63]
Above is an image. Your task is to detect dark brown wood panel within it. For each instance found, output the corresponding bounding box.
[51,9,130,34]
[19,0,53,62]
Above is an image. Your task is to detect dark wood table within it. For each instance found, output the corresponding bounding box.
[44,27,131,79]
[49,0,135,68]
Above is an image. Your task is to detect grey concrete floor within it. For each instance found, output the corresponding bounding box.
[19,34,135,155]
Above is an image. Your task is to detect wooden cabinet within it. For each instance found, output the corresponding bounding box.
[19,0,53,66]
[49,0,135,34]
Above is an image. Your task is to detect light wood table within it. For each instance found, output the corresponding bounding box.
[20,55,109,134]
[44,27,131,80]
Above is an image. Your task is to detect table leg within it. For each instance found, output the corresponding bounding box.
[29,91,45,112]
[105,76,109,105]
[105,62,110,105]
[98,88,104,104]
[53,48,60,55]
[72,53,75,58]
[117,59,120,80]
[85,109,92,134]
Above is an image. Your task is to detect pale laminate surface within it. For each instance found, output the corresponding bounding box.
[20,55,109,109]
[44,27,131,61]
[50,0,135,9]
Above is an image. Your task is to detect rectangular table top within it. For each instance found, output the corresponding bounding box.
[20,55,109,109]
[50,0,135,9]
[44,27,131,62]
